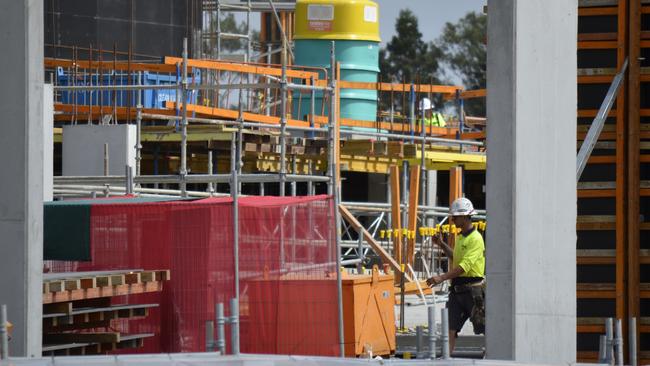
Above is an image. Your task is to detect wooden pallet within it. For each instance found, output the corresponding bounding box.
[43,300,159,331]
[42,270,170,304]
[42,333,154,356]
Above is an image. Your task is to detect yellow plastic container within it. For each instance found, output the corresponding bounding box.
[294,0,380,42]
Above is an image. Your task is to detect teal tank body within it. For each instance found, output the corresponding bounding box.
[293,39,379,124]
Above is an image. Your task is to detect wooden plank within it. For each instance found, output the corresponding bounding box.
[165,56,320,81]
[577,283,616,291]
[578,189,616,198]
[45,281,64,293]
[165,101,314,128]
[459,89,486,99]
[578,109,616,118]
[337,80,462,95]
[578,33,619,41]
[577,324,606,333]
[95,276,111,287]
[578,256,617,265]
[578,317,607,325]
[578,215,616,223]
[155,269,171,281]
[42,281,164,304]
[578,40,618,49]
[43,332,120,344]
[389,165,402,265]
[64,279,80,291]
[587,155,616,164]
[140,271,156,283]
[54,103,176,121]
[79,278,96,290]
[124,272,142,285]
[110,274,125,286]
[577,249,616,257]
[579,74,615,83]
[43,320,111,333]
[577,290,617,298]
[43,302,72,315]
[71,298,112,309]
[338,205,406,279]
[406,165,420,267]
[397,280,432,295]
[579,6,619,15]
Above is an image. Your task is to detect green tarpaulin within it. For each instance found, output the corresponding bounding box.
[43,196,191,261]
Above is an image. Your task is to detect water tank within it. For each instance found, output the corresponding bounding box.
[293,0,380,123]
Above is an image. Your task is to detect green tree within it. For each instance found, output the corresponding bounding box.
[203,13,259,56]
[436,11,487,116]
[379,9,442,112]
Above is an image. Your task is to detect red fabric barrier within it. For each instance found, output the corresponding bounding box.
[45,195,338,356]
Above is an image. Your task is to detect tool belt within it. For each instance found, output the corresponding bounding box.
[452,278,485,293]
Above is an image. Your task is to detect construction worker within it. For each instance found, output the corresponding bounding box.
[419,97,446,127]
[426,197,485,354]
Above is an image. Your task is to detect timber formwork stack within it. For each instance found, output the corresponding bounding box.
[577,0,650,363]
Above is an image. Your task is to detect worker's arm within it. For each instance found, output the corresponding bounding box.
[426,267,464,286]
[432,234,454,260]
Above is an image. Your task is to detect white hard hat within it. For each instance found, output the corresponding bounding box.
[450,197,476,216]
[419,97,433,111]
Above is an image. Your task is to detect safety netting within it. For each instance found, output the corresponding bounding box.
[44,195,339,356]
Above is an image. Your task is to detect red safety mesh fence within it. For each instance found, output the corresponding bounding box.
[44,195,338,356]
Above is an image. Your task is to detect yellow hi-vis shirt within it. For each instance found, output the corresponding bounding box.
[423,113,447,127]
[452,229,485,278]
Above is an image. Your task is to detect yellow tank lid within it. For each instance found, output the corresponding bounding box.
[294,0,380,42]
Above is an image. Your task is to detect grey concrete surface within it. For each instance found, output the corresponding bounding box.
[486,0,577,363]
[62,124,136,176]
[43,85,53,201]
[0,0,44,357]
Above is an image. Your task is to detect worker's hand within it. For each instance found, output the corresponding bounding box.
[426,275,444,287]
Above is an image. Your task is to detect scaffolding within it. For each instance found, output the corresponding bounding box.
[48,16,487,352]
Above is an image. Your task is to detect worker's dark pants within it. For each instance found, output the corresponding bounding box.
[447,287,485,335]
